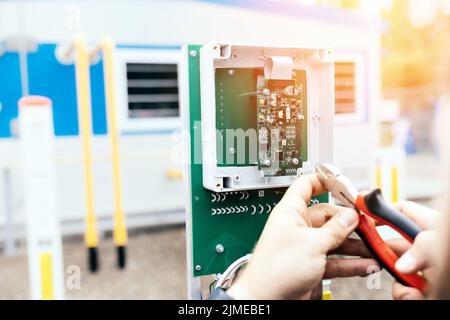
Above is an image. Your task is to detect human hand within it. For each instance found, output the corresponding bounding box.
[388,202,440,300]
[227,174,378,300]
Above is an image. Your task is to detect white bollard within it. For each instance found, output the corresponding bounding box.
[19,96,65,300]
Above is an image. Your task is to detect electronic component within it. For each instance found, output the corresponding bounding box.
[182,43,335,280]
[257,78,305,176]
[198,43,334,192]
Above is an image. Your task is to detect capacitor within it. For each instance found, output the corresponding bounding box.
[292,158,299,165]
[278,110,284,119]
[286,107,291,120]
[283,86,294,96]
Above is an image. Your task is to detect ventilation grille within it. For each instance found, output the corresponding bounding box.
[335,62,356,114]
[126,63,179,118]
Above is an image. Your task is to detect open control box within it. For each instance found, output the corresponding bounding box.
[199,43,335,192]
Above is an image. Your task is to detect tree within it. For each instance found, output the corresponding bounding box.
[382,0,447,99]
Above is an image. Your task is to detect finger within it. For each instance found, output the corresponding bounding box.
[386,237,410,256]
[392,281,425,300]
[282,174,327,208]
[309,284,323,300]
[395,231,435,274]
[308,203,344,228]
[323,258,379,279]
[317,208,360,253]
[330,238,373,258]
[356,191,393,227]
[392,201,439,230]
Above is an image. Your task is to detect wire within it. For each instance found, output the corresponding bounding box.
[214,254,252,289]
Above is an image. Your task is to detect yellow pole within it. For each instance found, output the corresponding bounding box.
[73,35,100,272]
[375,162,382,190]
[100,37,128,269]
[391,166,399,203]
[39,253,54,300]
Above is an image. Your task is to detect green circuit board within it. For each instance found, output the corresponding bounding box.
[257,76,307,176]
[186,45,327,276]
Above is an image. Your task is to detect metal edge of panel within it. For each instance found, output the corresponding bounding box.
[179,44,203,300]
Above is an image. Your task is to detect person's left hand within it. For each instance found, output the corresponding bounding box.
[227,174,378,300]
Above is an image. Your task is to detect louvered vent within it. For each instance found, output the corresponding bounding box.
[126,63,179,118]
[335,62,356,114]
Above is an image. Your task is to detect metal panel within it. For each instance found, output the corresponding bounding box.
[184,45,328,276]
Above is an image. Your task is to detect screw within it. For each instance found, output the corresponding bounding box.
[228,69,235,76]
[195,265,202,272]
[216,244,224,253]
[234,175,240,182]
[190,50,197,58]
[312,112,321,121]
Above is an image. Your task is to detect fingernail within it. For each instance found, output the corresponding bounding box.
[337,210,358,228]
[395,252,416,273]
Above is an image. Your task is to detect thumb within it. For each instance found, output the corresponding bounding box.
[317,208,360,253]
[395,231,434,274]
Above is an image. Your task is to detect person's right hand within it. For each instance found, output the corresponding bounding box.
[387,201,440,300]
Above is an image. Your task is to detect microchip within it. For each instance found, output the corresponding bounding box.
[267,79,295,87]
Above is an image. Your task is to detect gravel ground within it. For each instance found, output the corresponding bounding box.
[0,226,187,300]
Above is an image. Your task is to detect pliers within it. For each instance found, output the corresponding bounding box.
[315,163,428,292]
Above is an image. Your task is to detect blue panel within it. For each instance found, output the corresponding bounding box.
[27,43,107,136]
[28,43,79,136]
[0,52,22,138]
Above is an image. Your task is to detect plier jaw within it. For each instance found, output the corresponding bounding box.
[315,163,359,209]
[315,163,429,293]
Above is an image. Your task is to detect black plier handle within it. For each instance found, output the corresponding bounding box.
[355,189,427,292]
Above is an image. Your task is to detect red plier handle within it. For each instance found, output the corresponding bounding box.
[354,189,428,293]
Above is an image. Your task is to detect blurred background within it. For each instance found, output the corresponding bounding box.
[0,0,449,299]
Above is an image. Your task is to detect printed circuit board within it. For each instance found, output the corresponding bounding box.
[257,77,306,176]
[185,46,324,276]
